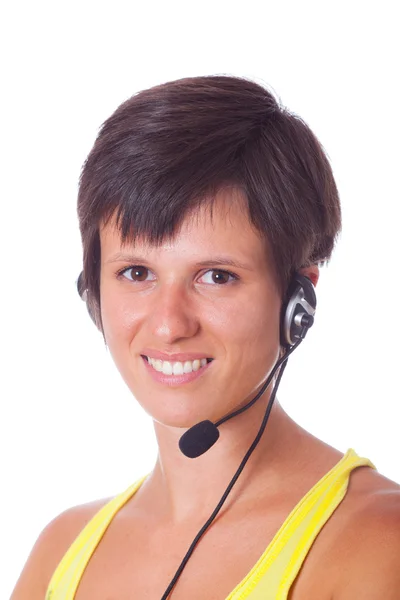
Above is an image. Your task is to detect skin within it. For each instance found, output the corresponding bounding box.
[11,188,400,599]
[99,188,322,521]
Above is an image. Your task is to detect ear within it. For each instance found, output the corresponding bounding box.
[298,264,319,287]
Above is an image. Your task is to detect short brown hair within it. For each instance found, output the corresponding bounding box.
[77,75,341,330]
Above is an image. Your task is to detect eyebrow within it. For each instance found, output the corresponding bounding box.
[106,252,252,271]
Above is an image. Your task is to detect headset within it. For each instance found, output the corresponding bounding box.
[76,269,316,598]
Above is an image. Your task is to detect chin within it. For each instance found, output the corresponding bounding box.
[150,408,209,431]
[137,396,220,431]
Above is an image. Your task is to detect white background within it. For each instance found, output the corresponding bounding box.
[2,1,399,597]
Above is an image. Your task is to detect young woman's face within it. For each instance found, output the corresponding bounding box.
[99,189,283,428]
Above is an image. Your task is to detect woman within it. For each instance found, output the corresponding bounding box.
[12,75,400,599]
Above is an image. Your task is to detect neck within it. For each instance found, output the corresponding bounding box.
[144,397,308,525]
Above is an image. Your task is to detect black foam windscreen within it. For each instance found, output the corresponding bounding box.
[179,420,220,458]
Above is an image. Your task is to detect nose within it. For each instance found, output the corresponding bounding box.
[148,282,200,344]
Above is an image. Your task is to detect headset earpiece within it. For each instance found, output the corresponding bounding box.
[280,274,317,347]
[76,271,97,325]
[77,271,87,302]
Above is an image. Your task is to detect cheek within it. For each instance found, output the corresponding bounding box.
[100,291,141,347]
[218,293,280,336]
[210,293,281,363]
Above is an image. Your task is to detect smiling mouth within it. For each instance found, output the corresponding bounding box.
[141,355,214,376]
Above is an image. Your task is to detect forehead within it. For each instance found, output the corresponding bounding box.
[99,188,269,263]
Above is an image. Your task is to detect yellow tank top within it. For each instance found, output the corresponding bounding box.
[46,448,375,599]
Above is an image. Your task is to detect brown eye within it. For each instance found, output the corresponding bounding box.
[119,266,155,282]
[212,271,230,284]
[200,269,237,285]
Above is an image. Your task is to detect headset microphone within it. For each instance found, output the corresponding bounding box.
[178,275,316,459]
[179,314,312,458]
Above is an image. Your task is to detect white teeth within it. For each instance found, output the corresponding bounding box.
[172,362,183,375]
[183,361,193,374]
[147,357,209,375]
[154,359,163,372]
[162,361,173,375]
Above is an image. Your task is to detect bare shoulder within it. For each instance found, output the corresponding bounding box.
[332,467,400,599]
[10,496,112,600]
